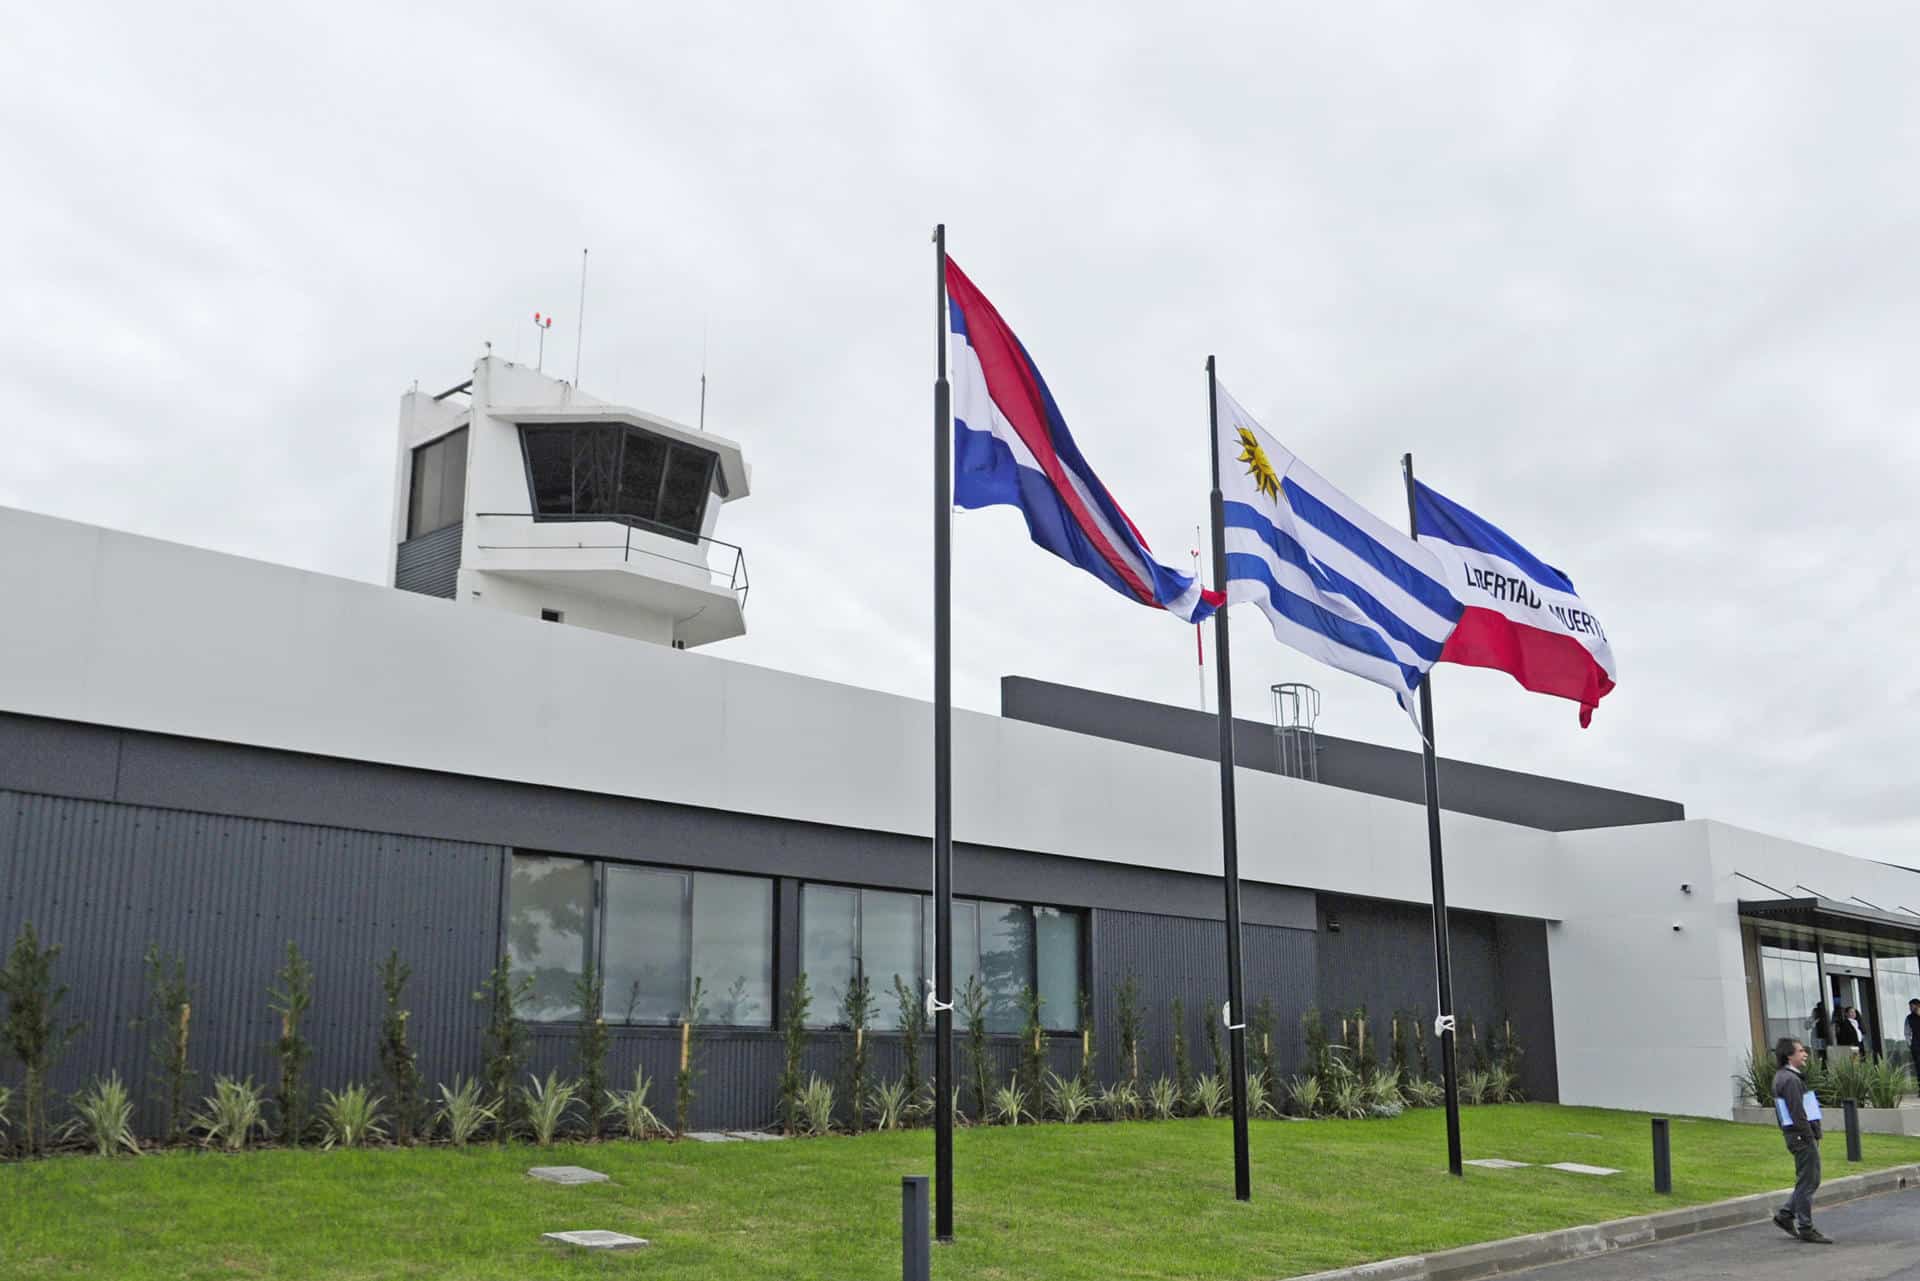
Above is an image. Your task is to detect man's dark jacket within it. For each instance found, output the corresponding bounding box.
[1773,1064,1822,1143]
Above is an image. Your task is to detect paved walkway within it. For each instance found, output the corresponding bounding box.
[1508,1184,1920,1280]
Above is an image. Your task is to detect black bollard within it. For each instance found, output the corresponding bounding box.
[1844,1100,1862,1163]
[902,1175,930,1281]
[1651,1117,1671,1194]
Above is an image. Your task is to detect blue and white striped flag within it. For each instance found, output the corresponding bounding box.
[1214,382,1463,724]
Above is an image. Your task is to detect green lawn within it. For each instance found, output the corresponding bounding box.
[5,1105,1917,1280]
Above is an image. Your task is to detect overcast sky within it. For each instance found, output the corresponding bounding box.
[5,3,1918,870]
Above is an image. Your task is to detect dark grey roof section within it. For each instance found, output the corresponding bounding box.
[1001,676,1684,833]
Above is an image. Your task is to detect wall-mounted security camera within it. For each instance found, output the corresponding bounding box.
[1672,922,1684,932]
[1680,883,1692,894]
[1326,915,1342,934]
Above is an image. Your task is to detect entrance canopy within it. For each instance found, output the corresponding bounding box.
[1740,897,1920,946]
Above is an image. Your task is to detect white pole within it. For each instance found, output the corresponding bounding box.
[1193,524,1206,713]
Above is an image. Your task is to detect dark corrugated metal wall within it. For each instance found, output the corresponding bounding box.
[1314,893,1559,1100]
[0,785,1556,1134]
[0,789,500,1135]
[394,523,462,599]
[1092,910,1318,1084]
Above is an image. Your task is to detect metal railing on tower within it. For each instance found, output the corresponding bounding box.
[1269,683,1321,782]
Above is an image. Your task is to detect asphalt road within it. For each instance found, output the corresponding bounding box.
[1509,1185,1920,1280]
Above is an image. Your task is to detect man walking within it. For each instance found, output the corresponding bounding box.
[1771,1038,1832,1244]
[1905,998,1918,1068]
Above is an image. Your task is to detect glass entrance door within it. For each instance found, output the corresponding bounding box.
[1828,973,1875,1051]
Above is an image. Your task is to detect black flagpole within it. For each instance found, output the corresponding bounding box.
[1207,356,1253,1201]
[932,224,956,1239]
[1401,452,1464,1177]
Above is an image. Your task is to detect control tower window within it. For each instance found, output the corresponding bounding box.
[520,424,718,542]
[406,428,468,538]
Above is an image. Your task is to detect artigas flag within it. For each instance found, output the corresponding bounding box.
[1214,382,1461,719]
[946,259,1220,623]
[1413,480,1616,726]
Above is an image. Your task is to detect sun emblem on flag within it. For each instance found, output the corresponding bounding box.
[1236,427,1281,502]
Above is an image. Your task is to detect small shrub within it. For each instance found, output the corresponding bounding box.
[320,1083,388,1150]
[1346,1007,1377,1081]
[68,1074,141,1156]
[268,942,314,1145]
[1148,1075,1179,1120]
[1403,1077,1444,1108]
[1486,1064,1519,1104]
[1459,1069,1491,1106]
[1415,1008,1433,1082]
[1098,1080,1140,1122]
[1076,991,1096,1089]
[1249,998,1276,1107]
[0,922,82,1156]
[1286,1073,1323,1118]
[841,974,874,1134]
[1738,1045,1778,1107]
[434,1077,496,1147]
[800,1074,836,1136]
[1115,974,1143,1092]
[869,1077,910,1131]
[1044,1071,1094,1123]
[674,976,705,1136]
[1203,999,1225,1080]
[1827,1053,1872,1105]
[961,976,990,1121]
[778,972,812,1135]
[1170,998,1193,1107]
[135,947,195,1145]
[474,957,531,1140]
[377,951,424,1145]
[194,1076,266,1152]
[572,965,609,1139]
[1367,1066,1404,1117]
[1326,1072,1369,1120]
[1188,1073,1227,1119]
[892,974,925,1117]
[990,1078,1032,1126]
[1389,1009,1413,1081]
[1867,1057,1914,1110]
[521,1071,580,1146]
[1496,1015,1524,1084]
[1018,987,1046,1102]
[1302,1005,1331,1079]
[1249,1072,1279,1118]
[611,1067,664,1139]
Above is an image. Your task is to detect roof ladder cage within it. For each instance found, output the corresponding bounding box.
[1269,683,1321,782]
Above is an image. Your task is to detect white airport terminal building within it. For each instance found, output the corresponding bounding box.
[1,355,1915,1131]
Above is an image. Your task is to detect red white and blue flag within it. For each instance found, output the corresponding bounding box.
[946,259,1221,623]
[1413,481,1616,726]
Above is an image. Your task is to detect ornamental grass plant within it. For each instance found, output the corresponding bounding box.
[433,1078,495,1148]
[68,1074,141,1156]
[193,1076,266,1152]
[319,1084,387,1150]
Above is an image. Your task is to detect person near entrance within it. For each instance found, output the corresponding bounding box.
[1772,1038,1832,1245]
[1906,999,1919,1067]
[1835,1005,1865,1049]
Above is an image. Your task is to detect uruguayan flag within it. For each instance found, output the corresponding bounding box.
[1215,382,1462,724]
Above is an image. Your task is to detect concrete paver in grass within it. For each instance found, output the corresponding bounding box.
[1465,1159,1533,1169]
[542,1230,649,1251]
[1547,1162,1621,1176]
[527,1166,610,1185]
